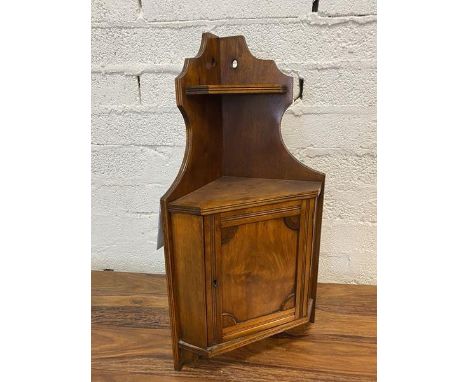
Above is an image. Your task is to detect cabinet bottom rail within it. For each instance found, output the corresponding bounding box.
[179,316,310,358]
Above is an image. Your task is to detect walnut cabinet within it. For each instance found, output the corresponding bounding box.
[160,34,325,370]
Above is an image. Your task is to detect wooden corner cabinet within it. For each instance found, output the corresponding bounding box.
[160,33,325,370]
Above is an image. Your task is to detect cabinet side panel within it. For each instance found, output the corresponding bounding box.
[171,213,207,348]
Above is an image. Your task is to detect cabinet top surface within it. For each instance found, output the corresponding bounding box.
[168,176,321,215]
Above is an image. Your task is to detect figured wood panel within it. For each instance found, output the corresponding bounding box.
[169,176,321,215]
[219,216,299,327]
[171,213,207,348]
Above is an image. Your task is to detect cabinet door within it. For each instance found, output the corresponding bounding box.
[204,199,315,344]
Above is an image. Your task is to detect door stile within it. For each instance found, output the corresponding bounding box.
[213,214,223,342]
[294,200,309,319]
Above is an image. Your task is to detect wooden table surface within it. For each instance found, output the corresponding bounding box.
[92,271,376,381]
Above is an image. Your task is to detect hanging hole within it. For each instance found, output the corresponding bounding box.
[211,57,216,67]
[231,59,238,69]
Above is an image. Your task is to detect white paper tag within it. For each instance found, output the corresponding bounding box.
[156,206,164,249]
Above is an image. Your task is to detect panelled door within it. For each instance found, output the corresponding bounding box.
[204,198,315,344]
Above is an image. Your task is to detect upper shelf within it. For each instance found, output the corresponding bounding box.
[186,84,287,95]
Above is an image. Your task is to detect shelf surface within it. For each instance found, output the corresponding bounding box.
[186,84,287,95]
[168,176,321,215]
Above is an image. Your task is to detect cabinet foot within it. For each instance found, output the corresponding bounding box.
[174,348,199,371]
[309,299,316,323]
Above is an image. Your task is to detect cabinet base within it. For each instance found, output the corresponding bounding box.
[176,316,311,369]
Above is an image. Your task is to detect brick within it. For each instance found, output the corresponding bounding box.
[92,213,165,273]
[318,254,351,283]
[91,111,185,146]
[91,145,184,186]
[92,241,165,273]
[91,73,139,106]
[91,18,376,66]
[91,0,140,23]
[347,251,377,284]
[139,72,177,106]
[299,65,377,106]
[215,19,376,63]
[282,112,376,151]
[92,184,166,216]
[92,213,157,247]
[295,148,376,191]
[321,220,376,255]
[318,250,376,284]
[319,0,377,16]
[323,185,377,222]
[141,0,311,22]
[91,183,167,273]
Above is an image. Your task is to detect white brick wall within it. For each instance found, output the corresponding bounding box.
[91,0,377,284]
[141,0,312,21]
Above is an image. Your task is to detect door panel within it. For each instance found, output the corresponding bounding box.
[220,216,299,324]
[214,200,309,341]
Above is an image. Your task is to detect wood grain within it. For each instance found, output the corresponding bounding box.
[171,213,207,348]
[169,176,321,215]
[92,271,376,381]
[220,216,299,324]
[186,84,287,95]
